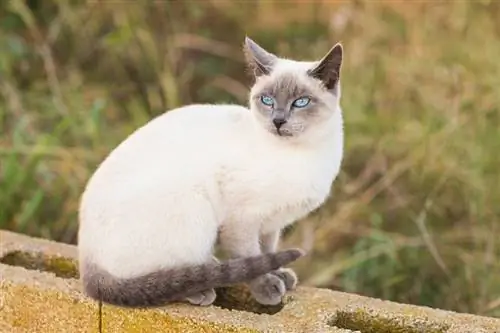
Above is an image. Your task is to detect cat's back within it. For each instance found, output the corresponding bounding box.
[131,103,250,144]
[107,103,248,156]
[83,103,251,197]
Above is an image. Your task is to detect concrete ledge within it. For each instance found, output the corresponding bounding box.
[1,230,499,333]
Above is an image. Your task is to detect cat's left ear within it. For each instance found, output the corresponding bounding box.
[308,43,343,90]
[243,36,278,77]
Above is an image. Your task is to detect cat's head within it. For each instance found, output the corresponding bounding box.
[244,37,343,140]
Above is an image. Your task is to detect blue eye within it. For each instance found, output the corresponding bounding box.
[292,97,311,108]
[260,95,274,107]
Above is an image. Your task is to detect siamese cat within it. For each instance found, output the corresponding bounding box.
[78,37,344,307]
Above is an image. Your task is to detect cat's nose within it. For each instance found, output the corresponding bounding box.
[273,117,287,130]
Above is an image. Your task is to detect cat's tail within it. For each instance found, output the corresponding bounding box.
[81,248,304,308]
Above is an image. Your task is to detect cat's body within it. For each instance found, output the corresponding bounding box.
[78,37,344,307]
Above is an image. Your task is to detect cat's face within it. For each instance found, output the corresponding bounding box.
[244,37,343,139]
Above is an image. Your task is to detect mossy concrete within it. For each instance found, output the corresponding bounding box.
[1,230,500,333]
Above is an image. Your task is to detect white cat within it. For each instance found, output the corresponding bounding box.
[78,37,344,307]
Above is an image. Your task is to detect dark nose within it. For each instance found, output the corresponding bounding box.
[273,117,287,130]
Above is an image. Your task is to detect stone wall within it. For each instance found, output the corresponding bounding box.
[1,230,499,333]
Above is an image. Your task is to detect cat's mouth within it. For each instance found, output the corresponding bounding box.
[275,128,293,137]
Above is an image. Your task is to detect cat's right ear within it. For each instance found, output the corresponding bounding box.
[243,36,277,77]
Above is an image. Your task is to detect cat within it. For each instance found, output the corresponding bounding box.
[77,36,344,308]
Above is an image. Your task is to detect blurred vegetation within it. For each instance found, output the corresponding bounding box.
[1,0,500,318]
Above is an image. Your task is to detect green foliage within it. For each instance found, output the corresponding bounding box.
[1,0,499,317]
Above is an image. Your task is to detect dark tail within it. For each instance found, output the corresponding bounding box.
[81,248,304,308]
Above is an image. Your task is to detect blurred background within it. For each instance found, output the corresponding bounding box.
[1,0,499,318]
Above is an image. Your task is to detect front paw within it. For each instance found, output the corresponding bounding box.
[271,268,298,291]
[249,273,286,305]
[185,289,217,306]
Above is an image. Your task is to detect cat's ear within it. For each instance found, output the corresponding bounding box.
[308,43,343,90]
[243,36,278,77]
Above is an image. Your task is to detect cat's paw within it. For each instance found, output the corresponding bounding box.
[249,273,286,305]
[185,289,216,306]
[271,268,298,291]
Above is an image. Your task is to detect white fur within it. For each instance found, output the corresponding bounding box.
[78,58,344,279]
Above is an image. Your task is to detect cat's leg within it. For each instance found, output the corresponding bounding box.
[184,256,219,306]
[260,230,298,291]
[219,225,286,305]
[260,230,281,253]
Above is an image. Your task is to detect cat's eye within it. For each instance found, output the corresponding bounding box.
[260,95,274,107]
[292,97,311,108]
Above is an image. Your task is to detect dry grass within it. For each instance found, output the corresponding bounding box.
[1,0,499,317]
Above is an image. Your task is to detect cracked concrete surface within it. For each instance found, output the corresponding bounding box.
[1,230,500,333]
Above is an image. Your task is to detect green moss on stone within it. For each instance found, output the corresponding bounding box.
[331,309,450,333]
[2,283,260,333]
[0,251,79,279]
